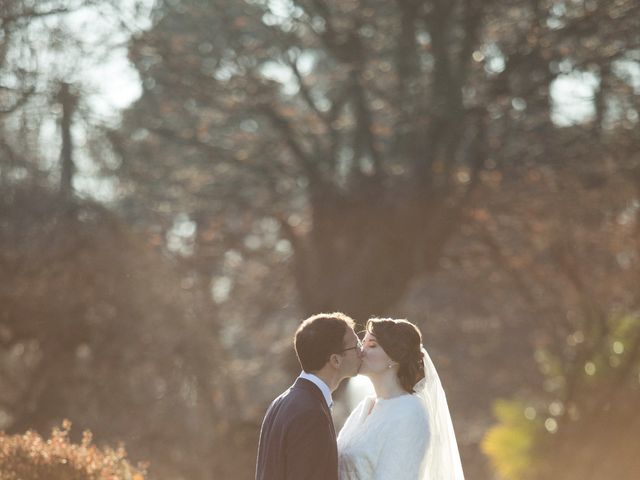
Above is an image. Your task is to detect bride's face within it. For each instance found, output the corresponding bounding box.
[359,332,395,376]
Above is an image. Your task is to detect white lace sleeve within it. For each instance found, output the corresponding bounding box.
[338,396,371,443]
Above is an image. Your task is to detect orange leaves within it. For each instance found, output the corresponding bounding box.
[278,106,298,119]
[170,35,189,54]
[371,122,392,137]
[482,169,503,188]
[471,208,492,223]
[0,421,147,480]
[233,16,248,29]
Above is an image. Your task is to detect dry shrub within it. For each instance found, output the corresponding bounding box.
[0,420,147,480]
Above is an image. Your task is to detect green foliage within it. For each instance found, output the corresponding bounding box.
[481,400,542,480]
[484,311,640,479]
[606,312,640,368]
[0,421,146,480]
[579,313,640,384]
[541,312,640,390]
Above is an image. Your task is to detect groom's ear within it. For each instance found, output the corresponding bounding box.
[328,353,341,369]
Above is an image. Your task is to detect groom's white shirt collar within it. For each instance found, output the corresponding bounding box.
[298,371,333,409]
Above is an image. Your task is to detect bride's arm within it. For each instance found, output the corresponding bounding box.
[373,404,430,480]
[338,396,371,441]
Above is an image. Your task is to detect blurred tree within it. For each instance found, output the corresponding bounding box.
[114,0,640,478]
[0,0,152,195]
[0,2,244,480]
[476,124,640,479]
[116,0,494,320]
[116,0,640,317]
[2,0,640,479]
[0,182,230,479]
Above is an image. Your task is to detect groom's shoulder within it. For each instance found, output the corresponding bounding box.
[262,390,322,429]
[278,379,320,404]
[269,379,324,414]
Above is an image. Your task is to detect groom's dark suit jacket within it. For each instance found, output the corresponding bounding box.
[255,377,338,480]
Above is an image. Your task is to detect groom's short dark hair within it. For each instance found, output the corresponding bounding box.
[294,312,356,372]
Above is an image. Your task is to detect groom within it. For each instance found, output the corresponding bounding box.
[255,312,362,480]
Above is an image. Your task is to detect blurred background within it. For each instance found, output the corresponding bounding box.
[1,0,639,479]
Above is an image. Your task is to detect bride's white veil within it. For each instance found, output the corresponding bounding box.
[414,347,465,479]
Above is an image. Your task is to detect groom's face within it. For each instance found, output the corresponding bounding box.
[338,328,363,378]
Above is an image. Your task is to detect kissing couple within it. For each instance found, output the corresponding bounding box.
[256,312,465,480]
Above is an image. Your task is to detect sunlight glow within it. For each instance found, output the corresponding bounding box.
[345,375,375,410]
[551,71,599,126]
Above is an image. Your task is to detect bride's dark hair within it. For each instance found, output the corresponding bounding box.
[366,318,425,393]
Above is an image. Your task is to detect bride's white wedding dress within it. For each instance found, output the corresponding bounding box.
[337,348,465,480]
[337,394,430,480]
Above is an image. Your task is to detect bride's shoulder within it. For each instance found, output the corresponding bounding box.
[386,394,428,419]
[380,393,422,407]
[398,393,423,407]
[341,395,376,429]
[353,395,376,413]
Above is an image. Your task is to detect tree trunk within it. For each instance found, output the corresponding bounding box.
[58,82,77,202]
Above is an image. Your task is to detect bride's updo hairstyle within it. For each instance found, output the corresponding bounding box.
[366,318,425,393]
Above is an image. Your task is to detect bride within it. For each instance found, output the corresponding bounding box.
[337,318,465,480]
